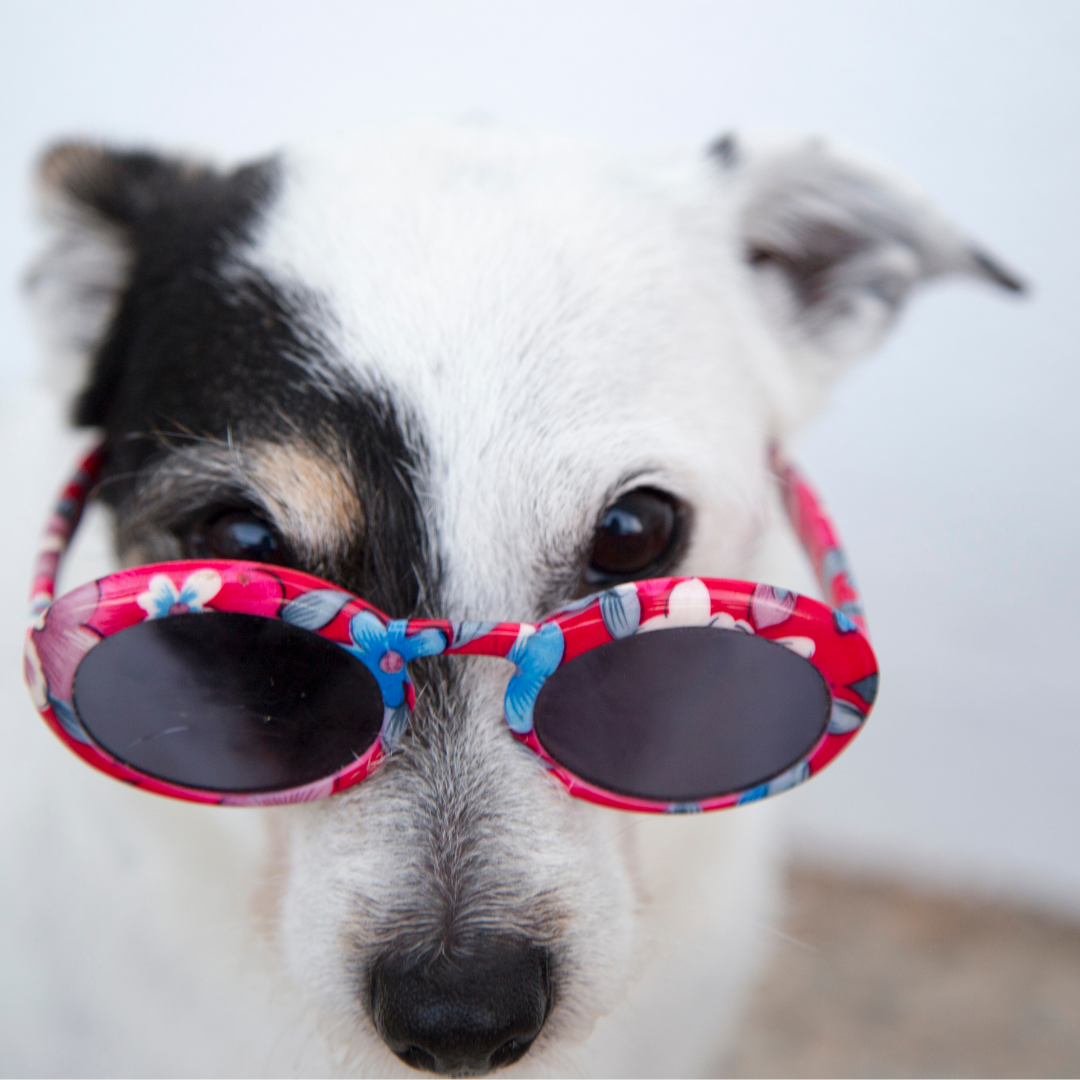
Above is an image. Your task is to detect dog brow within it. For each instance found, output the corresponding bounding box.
[117,434,363,566]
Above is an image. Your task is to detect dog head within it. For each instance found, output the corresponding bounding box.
[26,124,1020,1075]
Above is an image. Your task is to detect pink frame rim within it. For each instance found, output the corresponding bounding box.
[25,443,878,811]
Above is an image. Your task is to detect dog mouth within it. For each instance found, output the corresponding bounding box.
[369,944,553,1075]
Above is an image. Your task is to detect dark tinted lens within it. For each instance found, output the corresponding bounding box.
[72,612,385,793]
[533,627,830,802]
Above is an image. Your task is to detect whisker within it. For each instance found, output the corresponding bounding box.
[747,918,819,953]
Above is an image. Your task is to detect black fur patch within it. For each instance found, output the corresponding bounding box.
[747,222,872,310]
[62,148,431,617]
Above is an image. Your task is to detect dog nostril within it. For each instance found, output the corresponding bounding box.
[370,943,551,1075]
[489,1038,530,1069]
[399,1046,438,1073]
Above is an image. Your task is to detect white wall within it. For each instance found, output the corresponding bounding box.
[1,1,1076,910]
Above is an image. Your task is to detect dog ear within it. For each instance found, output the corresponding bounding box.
[712,133,1024,382]
[24,141,214,406]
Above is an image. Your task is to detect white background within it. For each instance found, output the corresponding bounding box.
[1,1,1077,910]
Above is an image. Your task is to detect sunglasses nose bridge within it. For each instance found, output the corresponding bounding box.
[402,625,542,735]
[436,621,536,681]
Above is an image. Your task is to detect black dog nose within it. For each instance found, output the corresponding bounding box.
[370,944,551,1075]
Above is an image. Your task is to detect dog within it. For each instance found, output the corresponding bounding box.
[1,122,1019,1077]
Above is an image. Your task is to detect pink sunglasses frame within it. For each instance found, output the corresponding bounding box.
[25,444,877,812]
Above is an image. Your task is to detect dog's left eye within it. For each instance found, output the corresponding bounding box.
[186,510,286,563]
[586,488,683,583]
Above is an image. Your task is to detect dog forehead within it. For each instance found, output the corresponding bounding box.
[259,129,757,390]
[245,127,766,559]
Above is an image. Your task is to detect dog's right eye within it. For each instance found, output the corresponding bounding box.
[185,510,286,564]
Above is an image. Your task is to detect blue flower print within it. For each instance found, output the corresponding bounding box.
[736,761,811,805]
[504,622,565,734]
[381,703,411,752]
[50,695,92,745]
[599,584,640,639]
[346,611,446,708]
[822,547,856,590]
[544,584,640,639]
[544,587,635,635]
[838,600,865,622]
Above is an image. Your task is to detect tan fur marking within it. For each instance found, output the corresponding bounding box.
[38,142,106,195]
[247,441,363,558]
[38,140,207,201]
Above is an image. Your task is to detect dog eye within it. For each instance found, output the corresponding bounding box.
[187,510,285,563]
[587,488,681,583]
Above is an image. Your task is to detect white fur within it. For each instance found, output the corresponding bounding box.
[23,189,131,400]
[2,122,1001,1076]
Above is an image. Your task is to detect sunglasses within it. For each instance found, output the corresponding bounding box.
[24,444,877,812]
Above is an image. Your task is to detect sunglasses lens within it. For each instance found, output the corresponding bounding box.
[533,627,830,803]
[72,612,385,793]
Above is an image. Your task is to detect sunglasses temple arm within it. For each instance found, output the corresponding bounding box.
[29,443,107,615]
[772,445,868,637]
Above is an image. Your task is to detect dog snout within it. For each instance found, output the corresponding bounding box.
[370,942,552,1075]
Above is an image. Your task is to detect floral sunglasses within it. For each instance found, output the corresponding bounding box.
[25,444,877,812]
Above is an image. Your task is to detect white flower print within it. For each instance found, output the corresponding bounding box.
[136,570,222,620]
[775,636,816,659]
[638,578,753,634]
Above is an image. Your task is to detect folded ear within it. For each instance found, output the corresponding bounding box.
[24,142,214,404]
[712,133,1024,385]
